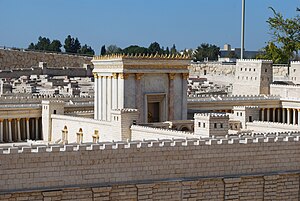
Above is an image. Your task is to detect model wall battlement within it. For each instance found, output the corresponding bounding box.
[2,130,300,155]
[188,94,280,102]
[271,84,300,88]
[237,59,273,63]
[291,61,300,64]
[233,106,259,109]
[194,113,229,118]
[93,53,191,61]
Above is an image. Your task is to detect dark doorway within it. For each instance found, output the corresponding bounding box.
[249,116,253,122]
[148,102,160,123]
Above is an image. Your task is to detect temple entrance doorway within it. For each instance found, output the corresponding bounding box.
[148,102,160,123]
[145,93,167,123]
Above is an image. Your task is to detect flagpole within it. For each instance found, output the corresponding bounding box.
[241,0,245,59]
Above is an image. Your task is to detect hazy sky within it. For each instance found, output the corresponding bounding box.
[0,0,298,54]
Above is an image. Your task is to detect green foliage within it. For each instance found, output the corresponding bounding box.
[263,7,300,62]
[148,42,163,54]
[106,45,122,54]
[170,44,178,55]
[256,42,290,64]
[226,51,238,59]
[193,43,220,61]
[28,36,62,52]
[64,35,81,53]
[122,45,149,54]
[100,45,106,55]
[78,44,95,56]
[165,47,170,55]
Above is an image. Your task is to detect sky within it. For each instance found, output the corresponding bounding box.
[0,0,299,54]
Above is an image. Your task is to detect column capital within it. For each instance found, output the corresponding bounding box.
[93,72,98,78]
[112,73,118,79]
[135,73,144,80]
[26,118,30,121]
[287,108,291,111]
[119,73,129,79]
[168,73,176,80]
[0,119,3,122]
[16,118,21,121]
[182,73,189,79]
[8,118,12,122]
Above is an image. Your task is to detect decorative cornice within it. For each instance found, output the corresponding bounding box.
[93,53,191,61]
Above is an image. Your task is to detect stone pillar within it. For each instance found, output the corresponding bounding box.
[0,119,3,142]
[102,76,107,121]
[298,109,300,125]
[93,73,98,120]
[35,118,39,140]
[287,108,291,124]
[277,108,281,122]
[8,118,12,142]
[181,73,188,120]
[272,108,276,122]
[168,73,175,120]
[98,76,102,120]
[293,109,297,125]
[282,108,286,123]
[107,76,112,121]
[266,108,270,121]
[261,108,265,121]
[26,118,30,140]
[118,73,126,109]
[112,73,118,110]
[17,118,21,141]
[135,73,143,123]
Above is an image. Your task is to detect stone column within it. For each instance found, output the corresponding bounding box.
[298,109,300,125]
[118,73,126,109]
[135,73,143,123]
[277,108,281,122]
[35,118,39,140]
[282,108,286,123]
[261,108,265,121]
[181,73,189,120]
[107,76,112,121]
[102,76,107,121]
[112,73,118,110]
[287,108,291,124]
[17,118,21,141]
[266,108,270,121]
[293,109,297,125]
[26,118,30,139]
[98,76,102,120]
[8,118,12,142]
[93,73,98,120]
[272,108,276,122]
[168,73,175,120]
[0,119,3,142]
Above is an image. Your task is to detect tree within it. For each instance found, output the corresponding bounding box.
[256,42,290,64]
[100,45,106,55]
[193,43,220,61]
[49,40,62,52]
[122,45,148,54]
[64,35,81,53]
[106,45,122,54]
[79,44,95,56]
[264,7,300,62]
[148,42,162,54]
[170,44,178,55]
[165,47,170,55]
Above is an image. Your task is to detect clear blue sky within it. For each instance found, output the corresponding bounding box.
[0,0,298,54]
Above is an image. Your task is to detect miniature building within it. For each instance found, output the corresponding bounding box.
[233,106,260,129]
[232,59,273,95]
[289,61,300,84]
[194,113,229,137]
[92,54,190,123]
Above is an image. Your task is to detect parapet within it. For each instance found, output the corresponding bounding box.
[92,53,191,61]
[1,130,300,155]
[233,106,259,110]
[236,59,273,63]
[111,108,139,114]
[291,61,300,64]
[194,113,229,119]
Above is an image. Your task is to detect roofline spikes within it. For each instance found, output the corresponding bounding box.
[92,53,191,61]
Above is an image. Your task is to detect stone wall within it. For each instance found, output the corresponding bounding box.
[246,121,300,132]
[1,133,300,200]
[270,84,300,98]
[0,49,92,69]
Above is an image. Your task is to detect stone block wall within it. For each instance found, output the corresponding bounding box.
[1,133,300,200]
[0,49,92,69]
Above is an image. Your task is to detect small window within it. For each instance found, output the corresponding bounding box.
[294,69,296,72]
[220,123,223,128]
[254,69,256,72]
[245,68,247,71]
[238,76,240,79]
[203,123,205,128]
[249,68,251,71]
[265,69,267,72]
[249,116,253,122]
[241,68,243,71]
[240,112,242,116]
[53,110,57,114]
[237,112,239,116]
[198,122,201,127]
[214,123,217,128]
